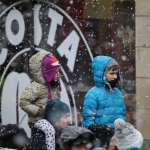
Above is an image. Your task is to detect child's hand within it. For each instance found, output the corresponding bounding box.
[37,108,45,117]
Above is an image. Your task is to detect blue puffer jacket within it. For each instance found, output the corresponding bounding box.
[122,148,141,150]
[82,56,126,128]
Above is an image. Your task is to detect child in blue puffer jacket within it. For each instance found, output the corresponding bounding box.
[82,56,126,128]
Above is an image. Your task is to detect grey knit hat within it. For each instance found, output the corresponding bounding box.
[114,118,143,150]
[103,59,119,80]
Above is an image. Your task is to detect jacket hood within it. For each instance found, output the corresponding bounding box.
[29,50,51,84]
[60,126,96,149]
[92,56,120,88]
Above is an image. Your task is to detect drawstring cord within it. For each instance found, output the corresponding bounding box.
[104,80,114,93]
[107,83,114,93]
[47,83,52,99]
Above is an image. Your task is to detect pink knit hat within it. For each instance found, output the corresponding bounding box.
[42,54,61,99]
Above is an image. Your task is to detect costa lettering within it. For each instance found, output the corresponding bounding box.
[0,0,93,137]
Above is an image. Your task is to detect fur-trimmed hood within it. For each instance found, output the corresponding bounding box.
[29,50,51,84]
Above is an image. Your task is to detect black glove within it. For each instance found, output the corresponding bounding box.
[37,108,45,117]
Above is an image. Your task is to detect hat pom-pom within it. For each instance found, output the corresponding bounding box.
[114,118,125,129]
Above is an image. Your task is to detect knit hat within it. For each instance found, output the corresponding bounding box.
[103,59,119,80]
[42,54,61,99]
[88,124,115,149]
[0,124,28,150]
[44,99,70,126]
[114,118,143,150]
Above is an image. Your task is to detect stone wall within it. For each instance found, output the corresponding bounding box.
[136,0,150,148]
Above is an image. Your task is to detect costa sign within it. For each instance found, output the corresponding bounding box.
[0,0,93,137]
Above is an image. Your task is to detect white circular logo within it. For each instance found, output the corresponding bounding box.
[0,0,93,137]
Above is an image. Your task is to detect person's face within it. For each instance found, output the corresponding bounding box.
[55,113,71,129]
[106,68,118,81]
[108,135,117,150]
[53,71,61,81]
[71,144,90,150]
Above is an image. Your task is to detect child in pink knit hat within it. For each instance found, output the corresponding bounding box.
[20,50,62,128]
[42,54,61,99]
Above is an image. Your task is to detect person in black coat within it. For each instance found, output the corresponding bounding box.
[0,124,28,150]
[88,124,118,150]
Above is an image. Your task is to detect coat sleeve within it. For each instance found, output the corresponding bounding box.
[123,98,127,122]
[20,83,40,116]
[82,90,98,127]
[34,119,55,150]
